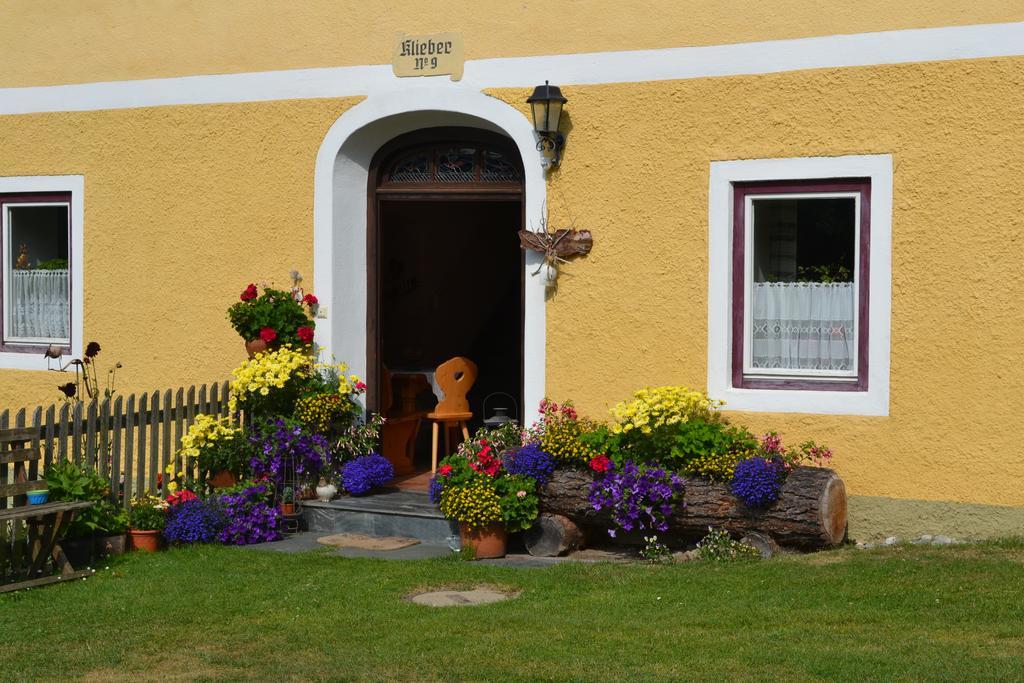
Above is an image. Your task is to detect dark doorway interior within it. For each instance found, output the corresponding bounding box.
[379,199,523,470]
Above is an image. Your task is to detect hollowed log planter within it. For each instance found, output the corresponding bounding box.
[537,466,847,553]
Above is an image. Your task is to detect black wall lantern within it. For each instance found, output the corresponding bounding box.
[527,81,567,168]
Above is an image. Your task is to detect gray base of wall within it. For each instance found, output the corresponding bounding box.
[300,490,458,546]
[848,495,1024,542]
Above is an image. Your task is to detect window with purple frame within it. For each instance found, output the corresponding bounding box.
[731,179,870,391]
[1,193,72,351]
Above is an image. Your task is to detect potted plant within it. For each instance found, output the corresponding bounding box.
[128,495,167,552]
[171,414,251,490]
[227,282,317,356]
[279,486,295,515]
[94,501,130,557]
[430,429,545,559]
[44,460,110,568]
[251,416,331,493]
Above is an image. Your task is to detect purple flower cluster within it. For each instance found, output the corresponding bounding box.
[589,460,685,537]
[217,484,282,545]
[252,418,330,485]
[340,453,394,496]
[731,457,784,508]
[164,498,224,544]
[428,475,444,504]
[503,444,555,485]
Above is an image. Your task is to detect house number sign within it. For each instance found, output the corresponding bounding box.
[392,32,464,81]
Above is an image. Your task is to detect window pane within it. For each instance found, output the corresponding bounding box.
[481,149,521,182]
[437,147,475,182]
[750,197,855,373]
[6,204,70,342]
[389,152,431,182]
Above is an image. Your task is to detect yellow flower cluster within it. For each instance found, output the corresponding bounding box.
[228,345,311,412]
[131,494,168,512]
[312,360,359,396]
[164,413,240,485]
[684,449,753,483]
[176,414,239,460]
[609,386,724,435]
[439,482,502,529]
[295,393,347,433]
[540,418,598,465]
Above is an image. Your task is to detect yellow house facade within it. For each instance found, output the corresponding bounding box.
[1,2,1023,540]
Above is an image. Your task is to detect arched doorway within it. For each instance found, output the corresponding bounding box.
[367,127,525,471]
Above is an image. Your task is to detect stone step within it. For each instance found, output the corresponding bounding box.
[300,489,457,545]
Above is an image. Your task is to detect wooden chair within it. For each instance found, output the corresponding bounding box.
[0,428,93,593]
[427,356,478,472]
[379,367,426,477]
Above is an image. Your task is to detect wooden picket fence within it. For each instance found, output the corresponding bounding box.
[0,381,231,508]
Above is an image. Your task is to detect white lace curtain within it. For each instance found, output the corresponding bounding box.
[9,269,69,340]
[750,282,854,372]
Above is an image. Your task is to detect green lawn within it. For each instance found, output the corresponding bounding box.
[2,541,1023,682]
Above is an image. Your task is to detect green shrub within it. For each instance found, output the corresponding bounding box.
[45,460,110,538]
[695,527,760,561]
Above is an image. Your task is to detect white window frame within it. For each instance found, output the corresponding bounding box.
[742,191,861,381]
[707,155,891,416]
[0,176,83,371]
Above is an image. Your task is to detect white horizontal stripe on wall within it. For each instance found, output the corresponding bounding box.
[0,21,1022,115]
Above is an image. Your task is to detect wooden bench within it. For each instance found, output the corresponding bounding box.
[0,427,93,593]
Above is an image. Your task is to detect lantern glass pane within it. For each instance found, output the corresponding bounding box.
[545,100,563,133]
[530,100,547,132]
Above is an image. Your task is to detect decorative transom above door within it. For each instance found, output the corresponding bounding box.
[384,144,523,186]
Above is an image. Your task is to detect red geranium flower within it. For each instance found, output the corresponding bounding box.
[259,327,277,343]
[355,381,367,391]
[167,489,198,507]
[296,326,315,344]
[302,293,318,306]
[438,464,453,476]
[589,454,613,473]
[469,444,502,477]
[240,283,258,301]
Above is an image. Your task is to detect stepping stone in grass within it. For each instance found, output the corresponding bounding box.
[409,589,514,607]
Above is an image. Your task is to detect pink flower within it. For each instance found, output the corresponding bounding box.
[516,490,526,498]
[355,381,367,391]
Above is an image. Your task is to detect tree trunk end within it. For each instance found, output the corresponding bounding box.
[524,513,585,557]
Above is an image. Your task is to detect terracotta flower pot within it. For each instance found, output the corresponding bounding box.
[245,338,268,358]
[459,522,507,559]
[279,502,296,516]
[208,470,238,489]
[128,529,161,553]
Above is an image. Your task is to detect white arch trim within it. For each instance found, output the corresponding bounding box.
[312,87,547,415]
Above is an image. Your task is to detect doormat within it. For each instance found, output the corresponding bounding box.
[316,533,421,551]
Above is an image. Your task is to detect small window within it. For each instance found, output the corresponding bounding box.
[2,193,72,349]
[732,180,869,390]
[382,144,523,186]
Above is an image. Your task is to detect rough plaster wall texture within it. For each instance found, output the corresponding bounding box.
[489,56,1024,511]
[0,56,1021,528]
[1,1,1022,87]
[0,97,360,411]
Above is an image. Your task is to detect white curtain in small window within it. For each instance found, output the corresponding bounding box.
[10,269,69,340]
[750,282,854,372]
